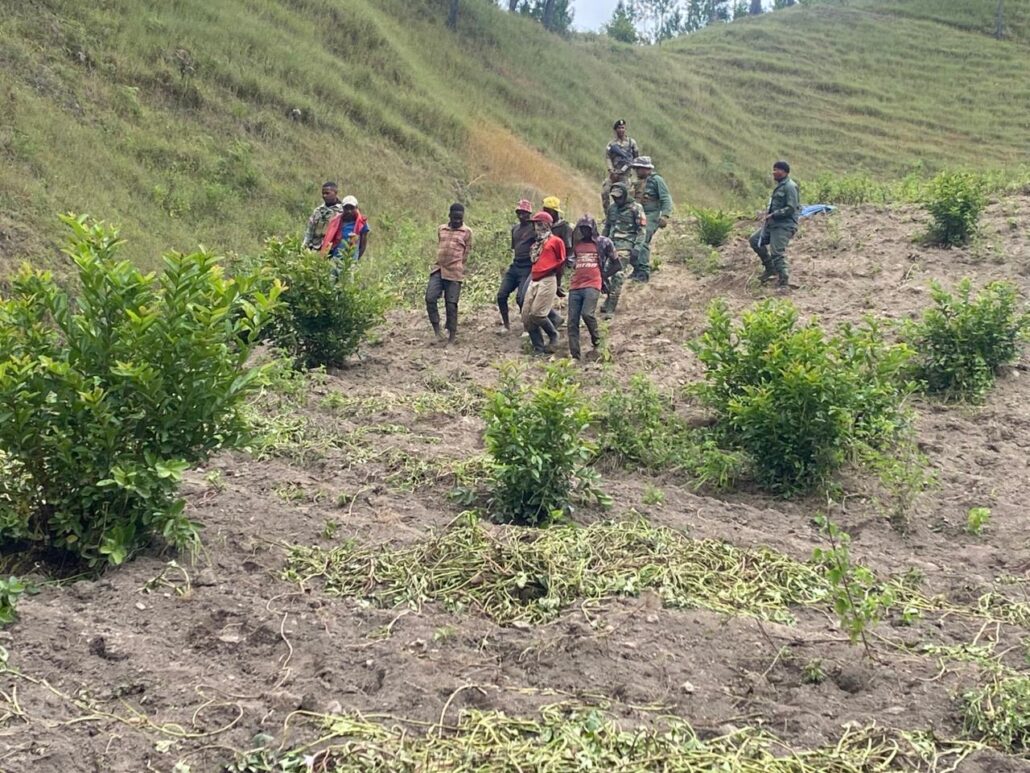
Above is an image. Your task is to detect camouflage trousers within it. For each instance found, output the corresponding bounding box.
[601,249,633,315]
[749,225,796,282]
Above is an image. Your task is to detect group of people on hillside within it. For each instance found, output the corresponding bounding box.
[301,119,800,358]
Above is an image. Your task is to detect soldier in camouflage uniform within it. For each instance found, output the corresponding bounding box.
[748,160,800,288]
[601,181,647,316]
[630,156,672,282]
[600,119,639,215]
[302,182,345,251]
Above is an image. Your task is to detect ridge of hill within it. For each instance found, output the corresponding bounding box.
[1,0,1028,271]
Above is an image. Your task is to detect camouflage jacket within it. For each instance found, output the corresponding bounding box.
[767,177,800,227]
[605,137,639,174]
[603,201,647,252]
[303,202,345,249]
[635,173,673,218]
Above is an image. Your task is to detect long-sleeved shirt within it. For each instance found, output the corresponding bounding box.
[530,235,566,281]
[303,202,344,249]
[603,202,647,253]
[433,223,474,281]
[510,221,536,268]
[767,177,800,226]
[636,173,673,218]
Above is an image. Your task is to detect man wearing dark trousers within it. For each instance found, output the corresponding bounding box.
[426,203,473,344]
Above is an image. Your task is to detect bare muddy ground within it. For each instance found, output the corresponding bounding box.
[1,196,1028,772]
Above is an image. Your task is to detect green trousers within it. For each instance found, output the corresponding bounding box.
[634,215,661,279]
[749,225,796,281]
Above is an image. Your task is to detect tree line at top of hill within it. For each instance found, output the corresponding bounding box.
[449,1,1013,45]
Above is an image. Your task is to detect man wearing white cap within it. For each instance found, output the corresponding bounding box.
[320,195,370,261]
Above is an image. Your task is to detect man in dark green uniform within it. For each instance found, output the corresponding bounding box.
[749,160,800,288]
[601,181,647,316]
[600,120,639,215]
[630,156,672,282]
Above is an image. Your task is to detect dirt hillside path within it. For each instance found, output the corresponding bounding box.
[2,197,1028,772]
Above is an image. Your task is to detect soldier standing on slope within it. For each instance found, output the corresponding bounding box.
[302,182,345,251]
[630,156,673,282]
[601,181,647,317]
[748,160,800,289]
[601,120,639,215]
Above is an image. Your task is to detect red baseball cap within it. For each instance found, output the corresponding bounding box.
[529,211,553,225]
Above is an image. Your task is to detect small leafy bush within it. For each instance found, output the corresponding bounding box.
[812,516,894,654]
[692,208,736,247]
[923,171,986,246]
[259,237,388,368]
[691,299,914,494]
[905,279,1028,401]
[0,576,26,625]
[0,215,279,566]
[598,374,683,470]
[598,374,745,488]
[484,363,604,526]
[963,674,1030,753]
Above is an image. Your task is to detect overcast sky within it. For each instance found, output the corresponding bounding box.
[573,0,620,31]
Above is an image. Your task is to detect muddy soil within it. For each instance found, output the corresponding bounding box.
[1,197,1028,772]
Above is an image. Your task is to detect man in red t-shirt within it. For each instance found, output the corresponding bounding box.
[521,211,565,355]
[567,215,619,359]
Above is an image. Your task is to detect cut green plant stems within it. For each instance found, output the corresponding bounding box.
[225,703,986,772]
[285,515,829,625]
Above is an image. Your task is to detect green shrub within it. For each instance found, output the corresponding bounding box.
[484,363,605,526]
[260,237,388,368]
[597,373,747,489]
[690,299,914,494]
[923,171,986,246]
[906,279,1028,401]
[692,208,736,247]
[0,215,279,566]
[0,576,26,625]
[598,374,683,470]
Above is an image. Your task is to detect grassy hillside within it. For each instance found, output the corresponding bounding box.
[0,0,1028,271]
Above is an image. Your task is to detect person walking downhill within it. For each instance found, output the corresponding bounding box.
[541,196,571,328]
[426,203,473,344]
[567,215,618,360]
[749,160,800,289]
[629,156,672,282]
[601,119,639,214]
[319,195,370,269]
[601,182,647,317]
[302,181,345,251]
[522,211,566,356]
[496,199,535,333]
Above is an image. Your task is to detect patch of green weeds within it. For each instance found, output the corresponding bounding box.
[966,507,991,536]
[963,674,1029,753]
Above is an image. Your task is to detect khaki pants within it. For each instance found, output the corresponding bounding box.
[521,275,558,352]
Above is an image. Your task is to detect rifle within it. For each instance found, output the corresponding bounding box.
[608,142,635,173]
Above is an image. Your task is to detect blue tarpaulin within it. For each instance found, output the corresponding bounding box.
[801,204,836,218]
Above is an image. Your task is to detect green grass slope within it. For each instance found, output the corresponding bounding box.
[0,0,1028,270]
